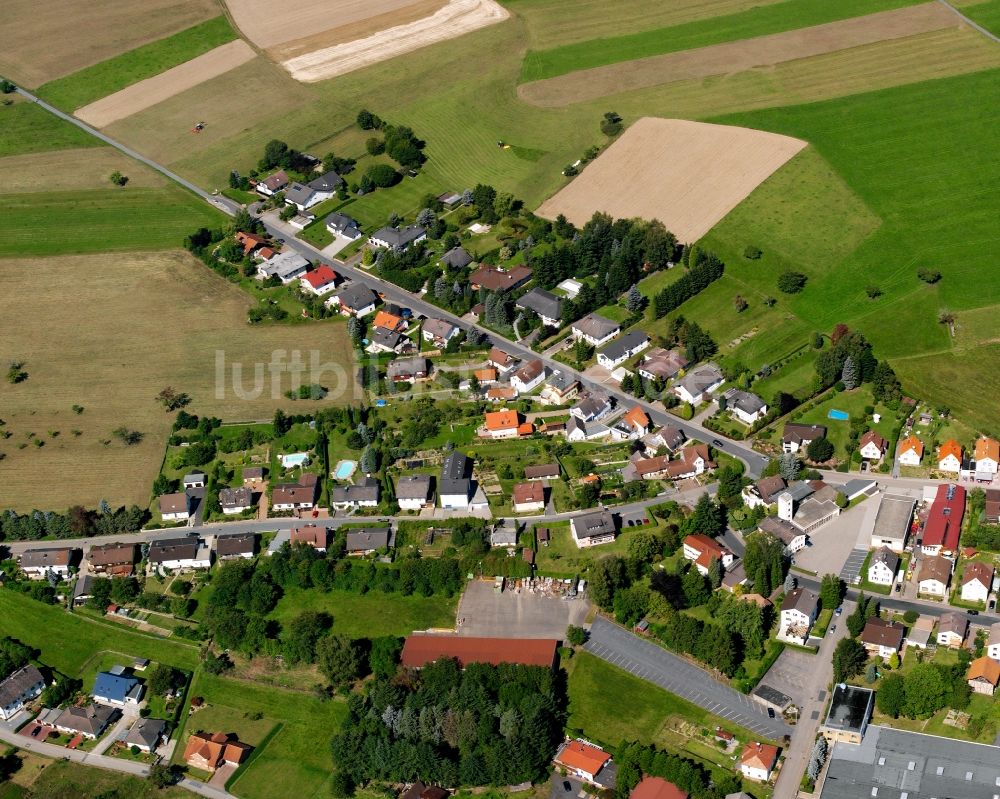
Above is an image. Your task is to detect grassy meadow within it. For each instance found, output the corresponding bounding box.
[37,17,237,111]
[0,101,100,157]
[520,0,925,81]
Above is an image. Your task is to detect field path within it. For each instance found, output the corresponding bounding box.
[75,39,255,127]
[519,2,962,106]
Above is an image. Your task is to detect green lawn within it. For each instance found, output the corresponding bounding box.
[0,186,223,256]
[176,672,348,799]
[752,349,818,401]
[267,586,458,637]
[18,759,201,799]
[0,590,200,675]
[38,17,237,111]
[958,0,1000,34]
[565,652,762,780]
[791,386,900,463]
[0,101,100,157]
[521,0,924,81]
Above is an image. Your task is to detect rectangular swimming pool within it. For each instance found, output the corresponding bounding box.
[828,409,849,421]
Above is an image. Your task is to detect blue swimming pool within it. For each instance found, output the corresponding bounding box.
[828,409,849,421]
[334,460,357,479]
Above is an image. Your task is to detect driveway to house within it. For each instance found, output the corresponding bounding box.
[90,710,133,756]
[584,616,791,739]
[455,579,589,638]
[771,601,851,799]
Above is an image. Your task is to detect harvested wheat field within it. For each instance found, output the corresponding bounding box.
[519,2,960,106]
[0,0,219,88]
[0,148,169,193]
[281,0,510,82]
[0,252,355,511]
[537,118,807,243]
[75,40,256,127]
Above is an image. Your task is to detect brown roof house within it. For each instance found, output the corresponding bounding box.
[512,482,545,513]
[469,264,532,293]
[271,474,318,511]
[967,656,1000,696]
[290,525,330,551]
[88,542,138,576]
[860,618,905,659]
[20,548,78,580]
[960,561,995,604]
[936,611,969,648]
[917,555,952,598]
[183,731,252,772]
[401,782,449,799]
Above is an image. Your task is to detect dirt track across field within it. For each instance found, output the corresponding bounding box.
[519,2,961,107]
[281,0,510,82]
[75,40,256,128]
[536,117,807,243]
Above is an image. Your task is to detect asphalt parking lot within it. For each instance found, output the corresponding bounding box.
[757,648,815,708]
[455,580,589,639]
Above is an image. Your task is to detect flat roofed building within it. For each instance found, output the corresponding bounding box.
[820,684,875,745]
[869,494,915,552]
[820,725,1000,799]
[400,636,558,669]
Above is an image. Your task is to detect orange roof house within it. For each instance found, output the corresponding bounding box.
[898,435,924,458]
[629,776,688,799]
[975,436,1000,464]
[235,231,268,255]
[623,406,651,434]
[372,310,405,332]
[938,439,963,464]
[485,409,520,432]
[517,422,534,436]
[554,740,612,781]
[486,387,517,402]
[183,732,252,771]
[967,656,1000,695]
[473,367,498,383]
[740,741,779,779]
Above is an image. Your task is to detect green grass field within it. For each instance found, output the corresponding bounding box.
[179,672,348,799]
[267,586,458,637]
[0,101,100,157]
[520,0,924,81]
[37,17,237,112]
[14,759,200,799]
[0,591,200,674]
[565,652,761,780]
[957,0,1000,34]
[0,186,222,256]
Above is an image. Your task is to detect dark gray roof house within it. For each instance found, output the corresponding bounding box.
[723,389,766,416]
[0,665,44,711]
[308,170,343,193]
[370,326,405,351]
[55,703,117,738]
[440,451,473,498]
[335,283,379,313]
[284,182,317,208]
[326,212,362,240]
[571,510,617,542]
[216,533,256,559]
[515,288,563,322]
[332,476,380,505]
[123,717,166,751]
[440,246,473,269]
[572,313,620,343]
[345,527,392,553]
[370,225,426,249]
[597,330,649,365]
[395,474,432,501]
[387,356,430,382]
[219,486,253,511]
[148,537,198,564]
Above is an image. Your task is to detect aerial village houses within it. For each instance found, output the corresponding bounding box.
[512,481,545,513]
[219,486,254,515]
[629,776,689,799]
[158,492,191,521]
[92,669,144,708]
[869,494,915,552]
[782,423,826,454]
[396,474,433,510]
[986,622,1000,660]
[328,283,379,317]
[858,430,889,463]
[596,330,649,369]
[439,452,474,510]
[369,225,426,250]
[257,251,310,284]
[422,318,459,348]
[611,406,652,440]
[553,740,613,785]
[183,472,206,489]
[920,483,965,556]
[897,435,924,466]
[387,356,430,384]
[299,264,340,296]
[740,742,779,782]
[721,389,768,425]
[290,525,330,551]
[148,537,211,571]
[184,731,253,772]
[440,245,473,269]
[867,547,899,587]
[215,532,256,560]
[966,657,1000,696]
[778,588,818,644]
[937,612,969,648]
[255,170,289,196]
[960,561,994,603]
[571,313,620,348]
[859,618,905,659]
[637,347,688,382]
[271,474,318,511]
[511,359,546,394]
[331,477,380,510]
[974,436,1000,474]
[917,555,952,597]
[20,548,78,580]
[673,363,724,404]
[743,476,787,509]
[326,212,362,241]
[345,527,392,556]
[757,517,808,555]
[682,534,734,576]
[540,370,580,405]
[524,463,560,481]
[54,704,117,740]
[487,347,518,373]
[515,287,563,327]
[570,510,617,548]
[469,263,532,293]
[937,439,963,473]
[483,409,524,439]
[0,665,45,721]
[123,717,166,753]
